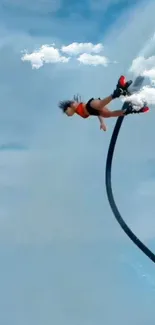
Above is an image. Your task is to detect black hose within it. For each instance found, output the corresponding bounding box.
[105,103,155,263]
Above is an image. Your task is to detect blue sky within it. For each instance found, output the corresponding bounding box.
[1,0,155,324]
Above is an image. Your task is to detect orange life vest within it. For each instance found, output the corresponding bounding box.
[75,103,89,119]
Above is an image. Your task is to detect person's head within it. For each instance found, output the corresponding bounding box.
[59,100,78,116]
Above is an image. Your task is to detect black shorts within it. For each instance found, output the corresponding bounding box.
[86,98,100,116]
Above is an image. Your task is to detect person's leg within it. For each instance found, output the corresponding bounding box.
[87,76,131,112]
[99,105,124,118]
[101,102,150,118]
[90,96,113,109]
[85,76,133,117]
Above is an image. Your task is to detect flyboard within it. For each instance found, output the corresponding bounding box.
[105,75,155,263]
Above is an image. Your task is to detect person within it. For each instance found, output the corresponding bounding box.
[59,76,149,131]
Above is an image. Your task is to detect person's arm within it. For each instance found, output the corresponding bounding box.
[98,115,107,131]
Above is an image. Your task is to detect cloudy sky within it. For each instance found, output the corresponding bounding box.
[1,0,155,324]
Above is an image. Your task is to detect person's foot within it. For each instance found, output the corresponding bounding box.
[123,101,149,115]
[117,75,132,94]
[112,75,132,98]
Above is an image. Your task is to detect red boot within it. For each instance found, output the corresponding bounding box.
[117,75,132,93]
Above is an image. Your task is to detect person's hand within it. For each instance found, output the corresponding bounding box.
[100,123,107,131]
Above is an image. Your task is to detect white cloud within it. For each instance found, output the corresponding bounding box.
[77,53,109,66]
[21,51,44,69]
[121,84,155,108]
[129,55,155,77]
[21,44,70,69]
[61,42,104,55]
[143,68,155,81]
[21,42,111,68]
[124,52,155,107]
